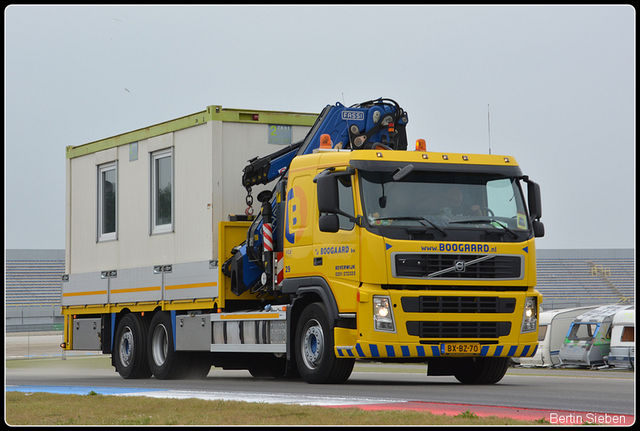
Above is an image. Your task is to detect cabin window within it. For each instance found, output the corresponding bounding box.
[151,148,173,234]
[97,161,117,242]
[621,326,634,342]
[337,176,355,230]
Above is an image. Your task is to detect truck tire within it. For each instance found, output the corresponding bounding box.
[453,357,510,384]
[114,313,152,379]
[295,302,355,384]
[148,311,188,380]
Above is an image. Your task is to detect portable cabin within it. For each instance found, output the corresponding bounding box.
[559,304,634,367]
[64,105,317,277]
[519,305,599,367]
[605,308,635,369]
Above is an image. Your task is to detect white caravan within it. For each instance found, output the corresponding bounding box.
[605,308,635,369]
[519,305,599,367]
[559,304,634,367]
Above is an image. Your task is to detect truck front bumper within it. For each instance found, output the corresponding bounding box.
[333,288,541,360]
[334,336,538,359]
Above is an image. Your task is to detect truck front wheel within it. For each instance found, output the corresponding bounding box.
[295,303,354,384]
[453,357,510,384]
[114,313,152,379]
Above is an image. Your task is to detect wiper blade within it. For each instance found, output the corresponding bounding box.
[449,218,518,238]
[374,216,447,236]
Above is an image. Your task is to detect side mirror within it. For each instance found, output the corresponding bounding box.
[526,179,543,221]
[319,214,340,233]
[315,168,359,228]
[533,220,545,238]
[316,175,340,214]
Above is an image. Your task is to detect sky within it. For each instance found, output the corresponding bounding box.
[4,5,635,251]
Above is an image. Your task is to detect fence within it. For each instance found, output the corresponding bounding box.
[5,305,64,333]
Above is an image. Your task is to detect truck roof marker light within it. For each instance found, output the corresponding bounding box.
[415,139,426,151]
[319,134,332,149]
[252,114,259,121]
[462,155,469,161]
[422,153,428,159]
[376,152,384,158]
[504,157,510,163]
[442,155,449,160]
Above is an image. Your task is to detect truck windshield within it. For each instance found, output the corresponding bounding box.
[359,169,530,241]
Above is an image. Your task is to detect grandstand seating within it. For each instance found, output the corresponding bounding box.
[536,258,635,305]
[5,256,65,307]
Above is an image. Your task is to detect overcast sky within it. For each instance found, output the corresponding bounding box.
[4,5,635,251]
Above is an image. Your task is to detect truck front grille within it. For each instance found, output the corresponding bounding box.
[393,253,522,280]
[401,296,516,314]
[406,321,512,339]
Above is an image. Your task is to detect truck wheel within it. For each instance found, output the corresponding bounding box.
[453,357,510,384]
[114,313,152,379]
[295,303,355,384]
[148,312,187,379]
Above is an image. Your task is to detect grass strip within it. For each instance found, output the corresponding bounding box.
[6,391,548,425]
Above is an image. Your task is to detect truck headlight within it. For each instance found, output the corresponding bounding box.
[521,297,537,333]
[373,296,396,333]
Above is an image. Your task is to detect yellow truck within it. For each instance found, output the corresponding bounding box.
[62,98,544,384]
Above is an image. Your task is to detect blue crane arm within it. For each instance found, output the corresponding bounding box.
[241,140,303,191]
[227,98,409,297]
[241,98,408,191]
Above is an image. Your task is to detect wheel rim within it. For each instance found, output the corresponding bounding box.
[119,326,133,367]
[151,323,169,367]
[301,319,324,370]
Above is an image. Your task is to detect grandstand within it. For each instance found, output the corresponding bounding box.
[5,249,65,332]
[6,249,65,306]
[536,249,635,310]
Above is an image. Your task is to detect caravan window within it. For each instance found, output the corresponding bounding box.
[621,326,634,342]
[567,323,599,342]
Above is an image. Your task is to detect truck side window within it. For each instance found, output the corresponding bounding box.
[97,161,117,242]
[337,176,355,230]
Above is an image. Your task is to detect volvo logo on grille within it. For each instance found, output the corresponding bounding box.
[454,260,466,272]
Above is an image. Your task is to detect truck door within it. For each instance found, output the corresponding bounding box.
[313,172,360,291]
[283,174,314,279]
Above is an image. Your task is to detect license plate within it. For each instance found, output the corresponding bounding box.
[441,343,481,355]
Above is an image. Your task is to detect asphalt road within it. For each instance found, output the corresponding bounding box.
[5,332,635,418]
